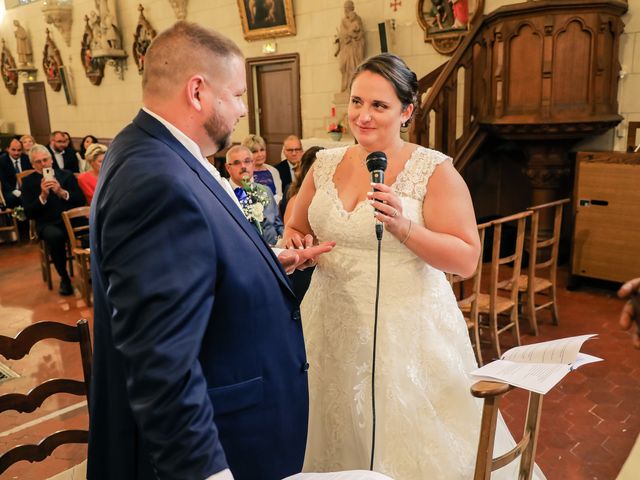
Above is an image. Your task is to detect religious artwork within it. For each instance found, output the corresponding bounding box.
[133,4,157,74]
[335,0,365,93]
[91,0,125,55]
[80,14,106,85]
[1,40,19,95]
[167,0,188,20]
[41,0,74,47]
[417,0,484,55]
[13,20,33,67]
[42,29,63,92]
[236,0,296,41]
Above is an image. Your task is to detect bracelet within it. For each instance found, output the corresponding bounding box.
[400,219,412,244]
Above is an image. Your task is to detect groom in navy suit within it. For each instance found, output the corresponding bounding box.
[88,22,333,480]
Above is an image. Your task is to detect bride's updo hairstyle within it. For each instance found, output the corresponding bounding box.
[351,53,418,124]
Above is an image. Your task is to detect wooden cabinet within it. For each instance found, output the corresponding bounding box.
[572,152,640,283]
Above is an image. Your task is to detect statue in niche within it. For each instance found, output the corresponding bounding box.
[13,20,33,67]
[334,0,365,93]
[93,0,124,54]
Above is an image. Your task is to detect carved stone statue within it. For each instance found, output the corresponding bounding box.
[13,20,33,67]
[93,0,124,53]
[334,1,365,93]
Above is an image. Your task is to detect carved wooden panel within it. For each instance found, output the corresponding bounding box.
[552,19,591,111]
[507,24,543,114]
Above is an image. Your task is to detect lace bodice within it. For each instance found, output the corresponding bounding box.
[309,146,448,253]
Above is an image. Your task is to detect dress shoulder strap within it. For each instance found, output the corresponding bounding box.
[394,146,450,201]
[313,147,348,190]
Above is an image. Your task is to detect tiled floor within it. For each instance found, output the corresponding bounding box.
[0,240,638,479]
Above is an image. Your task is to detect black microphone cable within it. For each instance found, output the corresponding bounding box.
[370,231,382,471]
[365,151,387,471]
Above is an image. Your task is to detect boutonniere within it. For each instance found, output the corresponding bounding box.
[233,177,270,234]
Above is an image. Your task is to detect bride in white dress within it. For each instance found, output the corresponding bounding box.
[285,54,545,479]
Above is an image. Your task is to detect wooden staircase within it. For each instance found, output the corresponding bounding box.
[410,0,628,173]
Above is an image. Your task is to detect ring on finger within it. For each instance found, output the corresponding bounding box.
[392,209,399,218]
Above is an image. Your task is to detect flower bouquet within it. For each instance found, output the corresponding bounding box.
[234,177,270,235]
[327,121,345,141]
[11,205,26,222]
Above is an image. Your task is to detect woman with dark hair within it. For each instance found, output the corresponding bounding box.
[79,134,98,160]
[283,146,324,301]
[77,135,99,172]
[283,146,323,224]
[285,53,544,478]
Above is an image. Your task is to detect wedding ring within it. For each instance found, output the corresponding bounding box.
[392,209,399,217]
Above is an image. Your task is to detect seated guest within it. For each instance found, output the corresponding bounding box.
[21,144,86,295]
[62,131,76,154]
[19,134,35,156]
[241,134,283,203]
[276,135,303,199]
[0,137,32,208]
[78,134,98,171]
[283,146,324,224]
[226,145,283,246]
[283,146,323,300]
[77,143,106,204]
[47,130,79,173]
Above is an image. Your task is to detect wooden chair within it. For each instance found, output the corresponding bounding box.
[62,207,91,306]
[35,228,74,290]
[472,380,543,480]
[0,190,19,243]
[0,319,92,474]
[514,199,570,335]
[448,221,492,366]
[477,211,532,359]
[15,169,35,188]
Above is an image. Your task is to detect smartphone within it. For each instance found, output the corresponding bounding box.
[42,167,54,181]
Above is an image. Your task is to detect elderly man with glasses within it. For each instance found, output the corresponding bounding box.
[276,135,303,199]
[226,145,283,246]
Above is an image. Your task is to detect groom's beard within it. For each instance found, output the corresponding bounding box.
[204,110,232,152]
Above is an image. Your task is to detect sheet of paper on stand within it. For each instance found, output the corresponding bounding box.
[283,471,394,480]
[470,334,603,394]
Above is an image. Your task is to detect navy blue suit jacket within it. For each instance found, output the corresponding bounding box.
[0,153,31,207]
[88,110,308,480]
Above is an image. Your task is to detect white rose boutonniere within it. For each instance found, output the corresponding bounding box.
[233,178,270,235]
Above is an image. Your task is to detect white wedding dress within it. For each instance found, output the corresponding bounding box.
[300,147,545,479]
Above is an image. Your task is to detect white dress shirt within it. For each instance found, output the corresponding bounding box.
[142,107,236,480]
[52,149,65,169]
[11,155,21,173]
[142,107,241,211]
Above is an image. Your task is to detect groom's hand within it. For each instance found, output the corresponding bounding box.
[278,234,335,274]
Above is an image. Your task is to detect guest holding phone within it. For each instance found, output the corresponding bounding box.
[21,144,85,295]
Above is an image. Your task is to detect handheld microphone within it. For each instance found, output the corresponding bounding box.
[365,151,388,241]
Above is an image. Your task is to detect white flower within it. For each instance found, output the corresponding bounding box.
[250,202,264,222]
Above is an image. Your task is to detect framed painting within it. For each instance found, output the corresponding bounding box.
[236,0,296,41]
[417,0,484,55]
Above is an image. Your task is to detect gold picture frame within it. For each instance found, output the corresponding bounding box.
[236,0,296,41]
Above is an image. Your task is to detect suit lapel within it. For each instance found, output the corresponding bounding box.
[132,110,294,297]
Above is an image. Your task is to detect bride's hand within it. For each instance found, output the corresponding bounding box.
[368,183,410,240]
[283,226,310,249]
